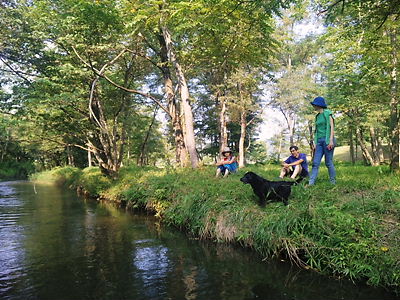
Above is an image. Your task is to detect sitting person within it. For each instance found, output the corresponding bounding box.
[279,145,309,180]
[216,147,239,178]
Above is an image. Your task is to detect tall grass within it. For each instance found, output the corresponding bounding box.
[32,163,400,292]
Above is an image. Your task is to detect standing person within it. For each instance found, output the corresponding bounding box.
[309,96,336,185]
[215,147,238,178]
[279,146,309,180]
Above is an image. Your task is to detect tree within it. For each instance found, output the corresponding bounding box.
[316,0,400,170]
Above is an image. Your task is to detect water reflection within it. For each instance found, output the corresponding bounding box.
[0,182,31,299]
[0,181,398,300]
[133,244,170,299]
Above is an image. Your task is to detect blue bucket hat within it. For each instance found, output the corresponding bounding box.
[310,96,327,108]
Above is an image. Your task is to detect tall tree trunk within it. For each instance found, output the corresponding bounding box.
[288,116,295,145]
[238,109,246,168]
[219,94,228,153]
[138,107,158,166]
[280,108,295,146]
[308,121,315,161]
[376,129,385,163]
[157,32,188,167]
[161,24,198,168]
[87,145,92,167]
[388,28,399,171]
[356,127,378,166]
[87,82,127,178]
[277,134,283,162]
[369,127,380,165]
[349,126,355,165]
[66,146,74,166]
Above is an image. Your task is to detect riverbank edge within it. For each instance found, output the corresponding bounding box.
[30,165,400,293]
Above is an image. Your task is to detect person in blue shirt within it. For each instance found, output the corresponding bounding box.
[279,145,309,180]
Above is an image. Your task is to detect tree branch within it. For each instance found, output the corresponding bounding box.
[72,47,171,117]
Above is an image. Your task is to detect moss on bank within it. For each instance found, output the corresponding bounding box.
[32,163,400,292]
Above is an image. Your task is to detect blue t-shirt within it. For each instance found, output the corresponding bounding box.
[284,153,308,172]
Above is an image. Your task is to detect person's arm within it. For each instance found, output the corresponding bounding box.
[226,156,236,164]
[283,157,303,168]
[282,157,290,167]
[286,159,304,167]
[328,115,335,150]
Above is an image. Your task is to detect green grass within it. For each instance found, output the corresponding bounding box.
[32,163,400,292]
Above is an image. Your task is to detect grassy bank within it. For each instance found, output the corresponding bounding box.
[31,163,400,292]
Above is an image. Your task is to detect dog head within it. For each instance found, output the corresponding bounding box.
[240,172,258,184]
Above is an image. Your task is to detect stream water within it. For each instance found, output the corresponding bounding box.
[0,181,398,300]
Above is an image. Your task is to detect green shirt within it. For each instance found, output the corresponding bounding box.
[316,113,327,140]
[314,109,334,144]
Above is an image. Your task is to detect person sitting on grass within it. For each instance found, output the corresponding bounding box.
[216,147,239,178]
[279,145,309,181]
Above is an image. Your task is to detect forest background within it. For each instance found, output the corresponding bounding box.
[0,0,399,179]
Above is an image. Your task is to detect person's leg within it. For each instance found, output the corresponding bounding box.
[300,168,309,178]
[324,146,336,184]
[223,168,229,177]
[309,139,324,185]
[216,166,224,177]
[290,165,302,179]
[225,162,238,174]
[279,167,289,178]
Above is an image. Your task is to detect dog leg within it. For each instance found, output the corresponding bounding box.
[256,192,266,207]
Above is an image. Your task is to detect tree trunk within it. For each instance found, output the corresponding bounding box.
[238,109,246,167]
[157,32,188,167]
[281,108,295,146]
[277,133,283,162]
[138,107,158,166]
[376,129,385,163]
[87,145,92,167]
[87,82,126,178]
[349,126,355,165]
[369,127,380,165]
[356,127,378,166]
[161,25,198,168]
[66,145,75,166]
[219,94,228,153]
[308,121,315,161]
[288,116,295,145]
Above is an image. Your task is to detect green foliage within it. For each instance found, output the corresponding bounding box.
[30,166,81,187]
[0,161,35,180]
[76,167,112,196]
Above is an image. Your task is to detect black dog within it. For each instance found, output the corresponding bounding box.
[240,172,300,206]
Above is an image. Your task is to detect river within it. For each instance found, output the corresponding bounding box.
[0,181,398,300]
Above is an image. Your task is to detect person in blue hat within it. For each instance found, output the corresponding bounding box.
[309,96,336,185]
